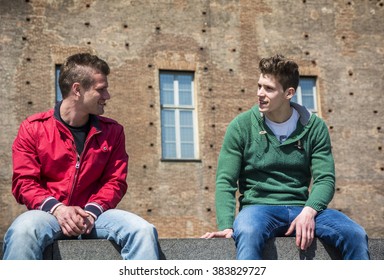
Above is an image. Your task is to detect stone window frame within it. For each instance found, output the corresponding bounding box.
[159,70,199,160]
[292,76,318,114]
[55,64,63,102]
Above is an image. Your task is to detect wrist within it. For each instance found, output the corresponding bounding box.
[304,206,318,217]
[50,203,64,215]
[85,210,97,221]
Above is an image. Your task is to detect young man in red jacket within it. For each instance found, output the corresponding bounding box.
[3,53,159,260]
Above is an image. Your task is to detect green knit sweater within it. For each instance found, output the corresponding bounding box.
[215,103,335,230]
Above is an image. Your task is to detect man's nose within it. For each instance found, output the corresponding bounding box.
[103,90,111,100]
[257,87,264,96]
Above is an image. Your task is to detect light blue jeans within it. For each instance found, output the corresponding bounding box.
[233,205,370,260]
[2,209,159,260]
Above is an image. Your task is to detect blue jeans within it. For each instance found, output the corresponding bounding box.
[2,209,159,260]
[233,205,370,260]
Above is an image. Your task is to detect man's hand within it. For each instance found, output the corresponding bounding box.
[83,214,95,235]
[52,205,94,237]
[201,228,233,239]
[285,206,317,251]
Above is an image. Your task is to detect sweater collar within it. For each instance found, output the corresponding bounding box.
[255,101,312,126]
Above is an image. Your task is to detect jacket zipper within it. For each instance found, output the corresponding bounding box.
[67,129,101,205]
[68,152,81,205]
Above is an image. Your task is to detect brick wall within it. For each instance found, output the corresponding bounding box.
[0,0,383,239]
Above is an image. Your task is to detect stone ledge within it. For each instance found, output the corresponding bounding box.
[1,238,383,260]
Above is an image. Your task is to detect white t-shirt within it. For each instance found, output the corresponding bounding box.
[265,108,299,143]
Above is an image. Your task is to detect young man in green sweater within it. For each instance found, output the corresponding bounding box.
[202,54,369,260]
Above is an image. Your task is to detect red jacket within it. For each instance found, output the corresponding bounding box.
[12,105,128,218]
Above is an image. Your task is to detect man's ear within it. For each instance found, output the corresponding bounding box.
[71,83,81,97]
[285,87,295,100]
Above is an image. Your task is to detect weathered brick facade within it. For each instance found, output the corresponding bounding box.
[0,0,383,239]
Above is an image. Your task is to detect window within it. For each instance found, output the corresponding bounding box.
[160,71,198,160]
[292,77,317,113]
[55,65,62,102]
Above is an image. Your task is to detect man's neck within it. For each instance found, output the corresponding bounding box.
[265,104,293,123]
[60,100,89,127]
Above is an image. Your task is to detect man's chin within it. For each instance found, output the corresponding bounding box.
[96,106,105,115]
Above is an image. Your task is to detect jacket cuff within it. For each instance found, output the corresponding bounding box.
[40,197,62,213]
[84,203,103,220]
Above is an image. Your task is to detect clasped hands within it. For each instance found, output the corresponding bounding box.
[52,205,95,237]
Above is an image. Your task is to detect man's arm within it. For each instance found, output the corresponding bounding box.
[12,120,53,210]
[214,119,244,231]
[286,118,335,250]
[84,124,128,218]
[305,118,335,211]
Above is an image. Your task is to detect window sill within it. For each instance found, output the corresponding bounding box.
[160,159,202,163]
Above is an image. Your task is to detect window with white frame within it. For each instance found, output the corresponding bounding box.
[160,71,198,160]
[291,77,317,113]
[55,65,62,102]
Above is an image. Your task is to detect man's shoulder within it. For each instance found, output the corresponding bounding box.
[97,115,119,124]
[25,109,54,123]
[97,115,123,128]
[231,106,259,125]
